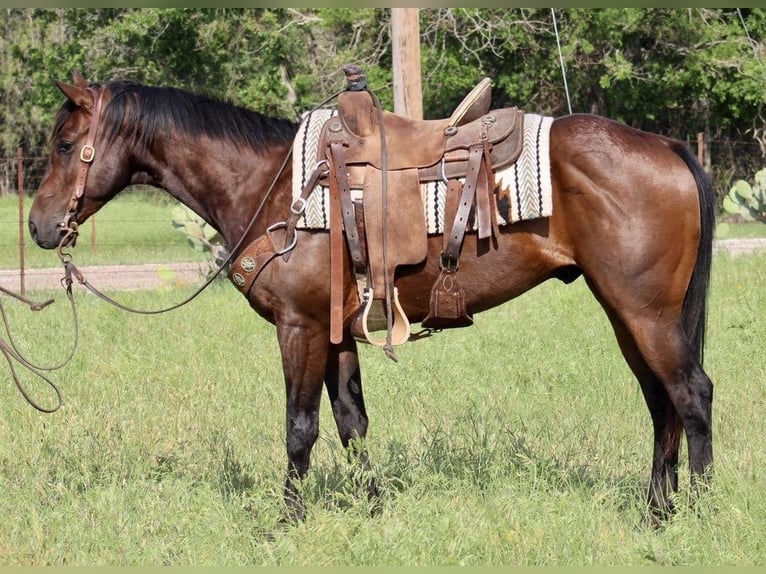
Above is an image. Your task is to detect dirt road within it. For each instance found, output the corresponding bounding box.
[1,238,764,292]
[0,261,209,293]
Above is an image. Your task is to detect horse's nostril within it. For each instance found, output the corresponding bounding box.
[28,220,38,243]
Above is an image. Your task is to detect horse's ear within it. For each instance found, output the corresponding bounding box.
[71,70,88,89]
[54,80,94,112]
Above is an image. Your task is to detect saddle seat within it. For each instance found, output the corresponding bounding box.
[318,86,524,180]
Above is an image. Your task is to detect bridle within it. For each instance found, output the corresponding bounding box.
[53,83,259,314]
[57,86,105,256]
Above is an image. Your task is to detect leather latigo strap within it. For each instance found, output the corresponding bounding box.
[442,143,491,266]
[473,146,492,240]
[281,161,328,262]
[483,136,500,241]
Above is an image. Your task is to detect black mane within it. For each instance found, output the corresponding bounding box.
[55,80,299,154]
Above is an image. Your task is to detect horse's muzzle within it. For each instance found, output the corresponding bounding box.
[28,219,61,250]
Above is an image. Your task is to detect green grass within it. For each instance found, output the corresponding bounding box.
[715,220,766,239]
[0,251,763,565]
[0,192,211,269]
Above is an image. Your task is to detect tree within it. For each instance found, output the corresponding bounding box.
[1,8,764,199]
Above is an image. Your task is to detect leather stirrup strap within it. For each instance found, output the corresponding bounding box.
[327,153,345,345]
[329,140,366,275]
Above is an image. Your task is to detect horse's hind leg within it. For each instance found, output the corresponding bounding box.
[636,324,713,522]
[628,318,714,485]
[598,296,713,523]
[324,333,380,504]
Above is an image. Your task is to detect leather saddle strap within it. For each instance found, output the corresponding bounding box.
[329,140,366,275]
[474,142,492,240]
[483,136,500,241]
[442,144,485,265]
[353,198,368,266]
[327,152,345,345]
[442,179,461,252]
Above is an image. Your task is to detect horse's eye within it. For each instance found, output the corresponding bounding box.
[57,140,73,154]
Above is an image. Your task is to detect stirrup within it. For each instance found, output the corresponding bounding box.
[351,287,410,347]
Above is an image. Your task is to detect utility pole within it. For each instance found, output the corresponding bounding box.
[391,8,423,120]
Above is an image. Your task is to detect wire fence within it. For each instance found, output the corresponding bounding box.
[1,151,185,234]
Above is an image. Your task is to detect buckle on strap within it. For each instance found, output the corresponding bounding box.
[79,144,95,163]
[290,197,307,216]
[439,251,459,271]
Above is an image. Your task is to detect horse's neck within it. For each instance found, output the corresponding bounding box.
[143,138,292,247]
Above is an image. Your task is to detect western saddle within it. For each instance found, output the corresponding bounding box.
[254,65,526,358]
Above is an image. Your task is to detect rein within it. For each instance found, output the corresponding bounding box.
[0,285,79,413]
[55,85,343,315]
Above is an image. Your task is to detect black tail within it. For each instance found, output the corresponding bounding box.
[671,142,716,366]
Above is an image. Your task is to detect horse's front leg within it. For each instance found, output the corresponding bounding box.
[275,317,329,523]
[324,332,379,505]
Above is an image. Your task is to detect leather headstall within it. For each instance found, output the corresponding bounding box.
[59,86,106,248]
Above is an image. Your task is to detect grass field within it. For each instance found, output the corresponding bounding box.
[0,248,763,565]
[0,192,210,269]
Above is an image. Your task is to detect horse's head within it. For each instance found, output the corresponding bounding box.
[28,71,134,249]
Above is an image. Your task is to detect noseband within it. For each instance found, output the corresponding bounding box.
[58,86,105,253]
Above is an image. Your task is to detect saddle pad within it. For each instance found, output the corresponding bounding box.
[292,109,554,234]
[292,108,337,229]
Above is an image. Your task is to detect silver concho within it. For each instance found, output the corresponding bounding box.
[241,257,256,273]
[232,272,246,287]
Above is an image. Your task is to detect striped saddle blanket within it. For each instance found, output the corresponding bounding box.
[291,109,554,234]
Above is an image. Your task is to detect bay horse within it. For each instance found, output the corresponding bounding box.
[28,72,716,525]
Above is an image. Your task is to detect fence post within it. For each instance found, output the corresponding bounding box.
[16,146,25,295]
[92,215,97,254]
[697,132,704,167]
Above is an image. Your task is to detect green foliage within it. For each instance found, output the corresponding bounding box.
[170,204,228,266]
[2,8,765,210]
[1,8,765,160]
[723,168,766,222]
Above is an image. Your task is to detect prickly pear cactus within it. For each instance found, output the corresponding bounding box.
[723,168,766,223]
[171,204,228,266]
